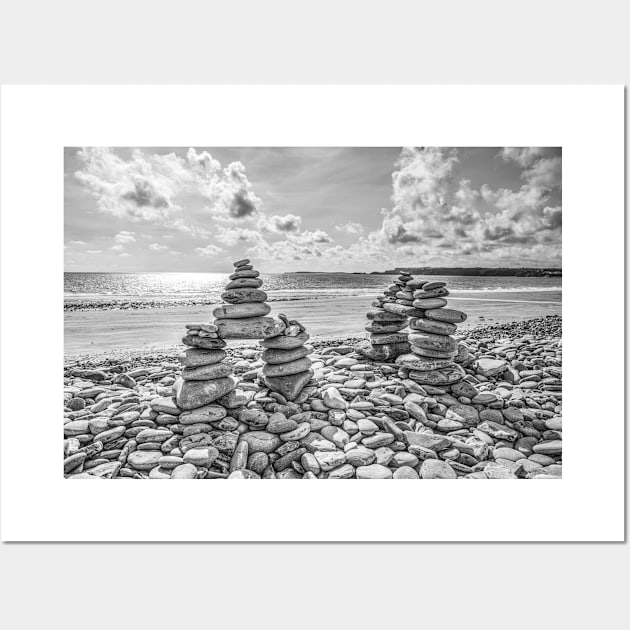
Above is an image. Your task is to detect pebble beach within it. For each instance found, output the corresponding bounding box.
[64,307,562,480]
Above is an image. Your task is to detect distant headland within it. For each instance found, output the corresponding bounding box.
[295,267,562,277]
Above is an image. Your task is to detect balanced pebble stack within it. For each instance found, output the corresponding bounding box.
[173,322,238,411]
[261,315,314,402]
[396,280,468,387]
[355,272,413,361]
[214,259,284,339]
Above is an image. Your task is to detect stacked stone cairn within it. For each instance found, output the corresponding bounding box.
[213,258,284,340]
[355,271,416,361]
[260,314,314,402]
[396,280,468,387]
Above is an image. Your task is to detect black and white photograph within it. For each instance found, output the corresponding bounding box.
[64,146,562,480]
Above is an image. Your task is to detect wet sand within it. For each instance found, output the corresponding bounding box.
[64,290,561,356]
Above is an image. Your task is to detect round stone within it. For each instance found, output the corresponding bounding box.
[409,331,457,353]
[412,297,447,310]
[393,466,420,479]
[396,353,454,371]
[221,288,268,304]
[262,357,312,377]
[261,331,310,349]
[420,459,457,479]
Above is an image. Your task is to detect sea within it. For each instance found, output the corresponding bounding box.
[64,272,562,310]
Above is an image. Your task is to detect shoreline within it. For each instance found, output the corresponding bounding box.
[65,292,561,357]
[65,315,561,366]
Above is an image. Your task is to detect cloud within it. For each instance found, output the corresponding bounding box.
[195,244,224,257]
[334,221,363,234]
[257,213,302,233]
[216,226,266,247]
[114,231,136,244]
[363,146,561,265]
[74,148,261,225]
[68,240,86,246]
[111,244,124,251]
[288,229,333,245]
[87,250,103,254]
[148,243,168,251]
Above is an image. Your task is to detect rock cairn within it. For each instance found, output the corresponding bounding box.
[173,322,237,413]
[355,272,414,361]
[396,280,468,387]
[64,315,562,480]
[213,258,284,339]
[261,314,314,402]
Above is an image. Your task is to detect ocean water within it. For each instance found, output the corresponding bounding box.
[64,272,562,309]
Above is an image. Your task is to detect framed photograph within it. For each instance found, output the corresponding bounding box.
[0,85,624,540]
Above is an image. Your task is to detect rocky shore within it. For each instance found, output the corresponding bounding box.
[64,315,562,480]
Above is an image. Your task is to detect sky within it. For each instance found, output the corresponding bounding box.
[64,146,562,272]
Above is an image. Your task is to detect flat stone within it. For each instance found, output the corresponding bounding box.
[213,302,271,319]
[532,440,562,456]
[262,369,313,401]
[405,431,451,451]
[424,308,467,323]
[261,345,313,364]
[127,450,162,471]
[483,462,518,479]
[262,357,312,377]
[370,332,409,345]
[150,396,181,415]
[365,321,408,333]
[345,447,376,466]
[475,358,508,377]
[409,331,457,353]
[184,447,219,467]
[238,408,269,429]
[182,362,233,381]
[261,331,309,349]
[314,450,346,472]
[355,340,410,361]
[229,269,259,279]
[178,348,227,367]
[178,404,227,424]
[383,303,426,318]
[423,281,447,291]
[396,353,453,371]
[225,277,263,290]
[356,464,393,479]
[216,317,285,339]
[173,376,237,410]
[238,431,282,454]
[408,317,457,335]
[412,297,447,309]
[233,258,251,267]
[493,447,524,462]
[445,404,480,427]
[221,288,268,304]
[409,364,466,386]
[182,335,227,350]
[365,309,408,322]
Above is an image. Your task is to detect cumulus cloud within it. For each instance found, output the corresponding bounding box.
[257,213,302,233]
[148,243,168,251]
[368,146,562,265]
[75,148,261,225]
[87,250,103,254]
[68,240,86,246]
[288,229,333,245]
[216,226,266,247]
[114,231,136,244]
[195,244,224,257]
[334,221,363,234]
